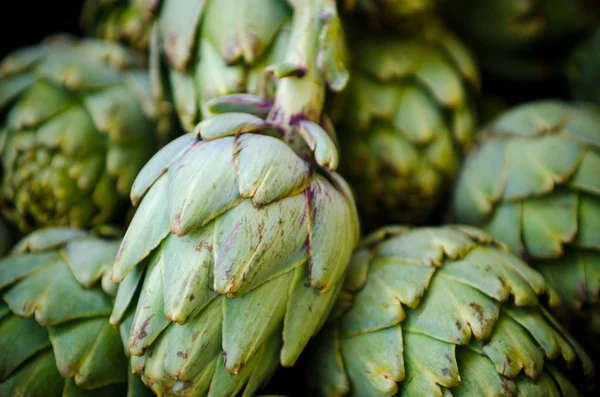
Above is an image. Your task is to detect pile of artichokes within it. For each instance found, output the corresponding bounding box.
[0,0,598,396]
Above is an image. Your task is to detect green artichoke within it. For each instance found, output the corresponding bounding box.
[148,0,349,132]
[342,0,437,30]
[312,225,594,396]
[452,101,600,337]
[109,122,359,397]
[443,0,599,82]
[335,22,479,228]
[109,1,359,395]
[566,26,600,105]
[0,36,168,233]
[0,227,150,396]
[81,0,157,55]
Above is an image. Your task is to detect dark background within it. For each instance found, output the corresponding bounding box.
[1,1,85,57]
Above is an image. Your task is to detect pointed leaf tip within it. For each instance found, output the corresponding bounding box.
[296,120,339,170]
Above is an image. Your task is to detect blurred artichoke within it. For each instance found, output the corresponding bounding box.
[0,36,169,233]
[81,0,157,55]
[0,227,150,396]
[312,225,594,396]
[109,1,359,395]
[335,22,479,228]
[148,0,304,132]
[443,0,600,83]
[452,101,600,338]
[342,0,437,30]
[566,26,600,105]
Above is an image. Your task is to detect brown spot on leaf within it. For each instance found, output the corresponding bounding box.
[455,321,462,331]
[195,241,213,252]
[177,351,188,359]
[470,302,484,326]
[442,368,451,377]
[189,294,196,302]
[137,315,153,341]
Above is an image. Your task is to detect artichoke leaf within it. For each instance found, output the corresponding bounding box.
[341,326,404,397]
[3,260,113,325]
[0,314,50,380]
[222,270,293,373]
[235,133,312,205]
[112,174,170,283]
[167,137,240,236]
[49,317,128,389]
[162,228,217,324]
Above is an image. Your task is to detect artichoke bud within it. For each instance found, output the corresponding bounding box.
[452,100,600,355]
[0,227,151,396]
[109,103,360,395]
[0,36,167,233]
[311,226,594,396]
[335,21,480,229]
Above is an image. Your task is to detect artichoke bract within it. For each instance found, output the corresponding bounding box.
[342,0,437,30]
[81,0,156,56]
[443,0,599,83]
[0,36,166,233]
[109,1,359,396]
[566,26,600,105]
[312,225,594,396]
[0,227,150,396]
[452,101,600,339]
[148,0,296,132]
[336,22,479,228]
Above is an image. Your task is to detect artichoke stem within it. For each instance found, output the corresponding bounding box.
[268,0,330,147]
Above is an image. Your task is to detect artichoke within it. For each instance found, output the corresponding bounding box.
[312,225,594,396]
[0,36,168,233]
[452,101,600,339]
[443,0,600,83]
[81,0,157,56]
[566,26,600,105]
[109,1,359,396]
[335,22,479,228]
[342,0,437,30]
[0,227,150,396]
[149,0,326,132]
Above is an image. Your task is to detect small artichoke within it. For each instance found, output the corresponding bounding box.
[312,225,594,396]
[452,101,600,338]
[566,26,600,105]
[0,227,150,396]
[0,36,167,233]
[335,22,479,228]
[81,0,156,55]
[443,0,600,82]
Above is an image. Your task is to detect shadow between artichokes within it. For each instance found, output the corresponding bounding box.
[451,101,600,357]
[0,36,170,234]
[311,225,594,396]
[0,227,150,396]
[442,0,599,83]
